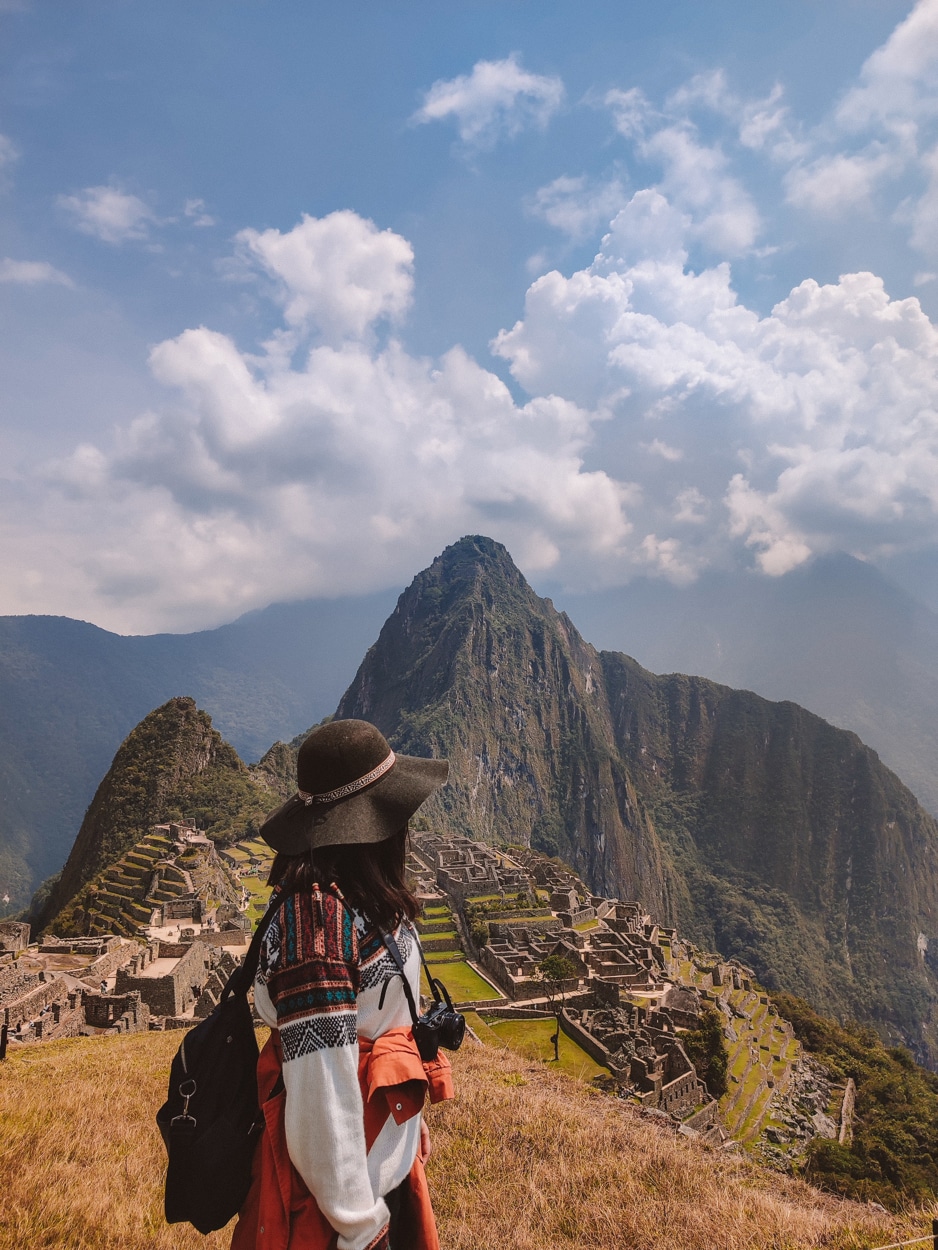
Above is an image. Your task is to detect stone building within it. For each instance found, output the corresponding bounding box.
[114,939,212,1016]
[0,921,30,954]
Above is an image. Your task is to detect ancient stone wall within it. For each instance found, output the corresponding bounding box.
[0,963,41,1004]
[115,940,209,1015]
[81,989,150,1033]
[0,921,30,953]
[81,939,139,984]
[4,975,69,1030]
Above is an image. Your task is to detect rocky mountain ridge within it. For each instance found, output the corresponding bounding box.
[338,536,938,1064]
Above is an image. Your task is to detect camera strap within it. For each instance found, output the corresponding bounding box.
[381,923,456,1020]
[380,926,424,1026]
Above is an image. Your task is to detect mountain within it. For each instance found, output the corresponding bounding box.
[0,591,395,913]
[33,696,279,936]
[548,554,938,817]
[337,536,938,1064]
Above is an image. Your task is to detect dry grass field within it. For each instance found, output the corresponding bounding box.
[0,1029,931,1250]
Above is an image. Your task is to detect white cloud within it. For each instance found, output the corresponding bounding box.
[785,148,903,215]
[598,84,761,256]
[58,184,156,244]
[0,258,72,286]
[236,211,414,342]
[642,125,760,254]
[835,0,938,133]
[778,0,938,255]
[184,198,215,227]
[528,174,627,240]
[494,190,938,580]
[5,210,631,630]
[0,133,17,171]
[413,54,564,150]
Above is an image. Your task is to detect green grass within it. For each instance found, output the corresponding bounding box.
[422,960,503,1004]
[482,1016,608,1082]
[421,929,459,943]
[460,1010,505,1045]
[574,919,599,931]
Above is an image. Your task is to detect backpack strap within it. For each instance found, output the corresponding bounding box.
[222,887,294,1001]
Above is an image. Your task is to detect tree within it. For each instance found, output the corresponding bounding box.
[681,1006,729,1099]
[536,953,578,1061]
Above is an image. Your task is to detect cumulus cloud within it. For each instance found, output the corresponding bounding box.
[780,0,938,255]
[0,258,72,286]
[593,81,762,256]
[236,211,414,342]
[58,184,156,244]
[494,189,938,578]
[11,210,631,630]
[413,54,564,150]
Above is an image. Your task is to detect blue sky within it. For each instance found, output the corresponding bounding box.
[2,0,937,631]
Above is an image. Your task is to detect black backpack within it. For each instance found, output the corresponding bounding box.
[156,890,289,1234]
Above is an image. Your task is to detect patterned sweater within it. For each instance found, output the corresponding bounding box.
[254,885,423,1250]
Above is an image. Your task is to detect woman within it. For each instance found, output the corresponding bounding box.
[231,718,453,1250]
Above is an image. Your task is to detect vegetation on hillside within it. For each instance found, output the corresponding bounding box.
[35,696,279,936]
[681,1006,730,1099]
[773,991,938,1208]
[0,1028,921,1250]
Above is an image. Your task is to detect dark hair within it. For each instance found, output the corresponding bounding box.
[267,827,418,931]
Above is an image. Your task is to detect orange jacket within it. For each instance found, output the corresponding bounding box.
[230,1028,452,1250]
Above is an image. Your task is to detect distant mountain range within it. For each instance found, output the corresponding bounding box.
[0,591,395,911]
[3,539,938,932]
[32,536,938,1068]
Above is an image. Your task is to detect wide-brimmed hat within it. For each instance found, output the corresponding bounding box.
[259,719,449,854]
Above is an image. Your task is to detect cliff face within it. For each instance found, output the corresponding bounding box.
[35,696,276,935]
[336,536,669,914]
[337,536,938,1062]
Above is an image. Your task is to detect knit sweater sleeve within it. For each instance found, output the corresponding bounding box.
[262,888,389,1250]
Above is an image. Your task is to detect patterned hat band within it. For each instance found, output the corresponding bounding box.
[298,750,396,806]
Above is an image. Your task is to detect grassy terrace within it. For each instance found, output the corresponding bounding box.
[423,960,500,1004]
[480,1015,609,1083]
[240,874,271,922]
[415,903,504,1004]
[719,989,799,1144]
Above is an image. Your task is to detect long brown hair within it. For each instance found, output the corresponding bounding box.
[267,827,418,931]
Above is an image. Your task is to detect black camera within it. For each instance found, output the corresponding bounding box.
[382,928,467,1062]
[413,976,466,1061]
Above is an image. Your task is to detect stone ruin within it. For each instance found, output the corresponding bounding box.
[0,921,31,954]
[406,830,738,1136]
[413,833,530,904]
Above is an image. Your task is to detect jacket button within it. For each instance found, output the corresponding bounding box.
[259,1227,264,1235]
[396,1103,403,1111]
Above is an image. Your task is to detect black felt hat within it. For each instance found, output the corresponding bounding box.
[259,719,449,854]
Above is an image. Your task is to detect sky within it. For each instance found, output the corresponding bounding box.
[2,0,938,633]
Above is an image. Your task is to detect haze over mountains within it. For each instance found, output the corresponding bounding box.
[0,591,395,910]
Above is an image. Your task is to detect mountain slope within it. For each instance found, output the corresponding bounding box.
[337,536,938,1062]
[336,535,669,914]
[551,555,938,817]
[0,591,394,912]
[33,696,276,936]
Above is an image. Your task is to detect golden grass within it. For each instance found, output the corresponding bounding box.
[0,1031,930,1250]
